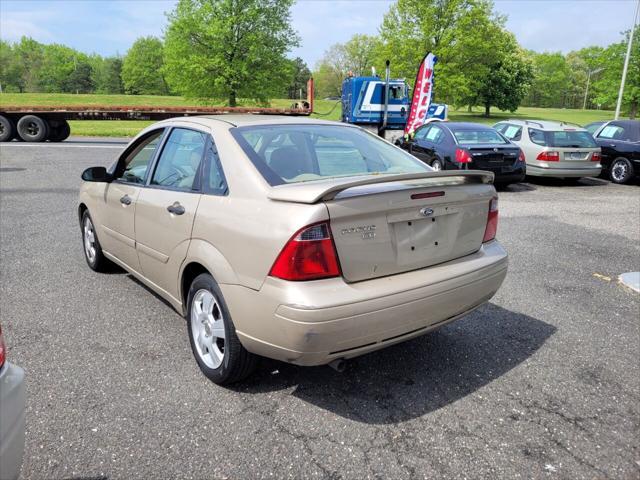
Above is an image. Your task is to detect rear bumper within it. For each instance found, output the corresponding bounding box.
[526,163,602,178]
[223,241,508,366]
[0,362,26,480]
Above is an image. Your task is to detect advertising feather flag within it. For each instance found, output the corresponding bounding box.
[404,52,437,135]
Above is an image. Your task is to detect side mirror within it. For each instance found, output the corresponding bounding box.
[81,166,112,182]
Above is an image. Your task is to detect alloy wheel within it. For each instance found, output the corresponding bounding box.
[83,217,97,263]
[611,161,628,183]
[190,289,226,369]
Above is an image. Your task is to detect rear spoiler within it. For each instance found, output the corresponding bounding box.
[268,170,495,204]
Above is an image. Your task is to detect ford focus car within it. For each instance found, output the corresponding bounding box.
[493,120,601,180]
[78,116,508,385]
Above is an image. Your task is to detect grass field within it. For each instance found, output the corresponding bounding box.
[1,92,618,137]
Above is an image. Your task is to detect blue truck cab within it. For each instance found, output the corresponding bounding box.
[341,75,448,142]
[341,76,409,130]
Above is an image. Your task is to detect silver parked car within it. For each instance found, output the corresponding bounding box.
[494,120,601,179]
[0,323,26,480]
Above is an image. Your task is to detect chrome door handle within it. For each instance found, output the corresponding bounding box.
[167,202,185,215]
[120,194,132,205]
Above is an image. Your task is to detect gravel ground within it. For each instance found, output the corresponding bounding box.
[1,138,638,480]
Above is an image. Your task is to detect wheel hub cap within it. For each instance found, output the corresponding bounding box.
[191,289,225,369]
[613,163,627,181]
[83,218,96,262]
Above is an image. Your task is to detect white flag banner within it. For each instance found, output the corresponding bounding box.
[405,52,437,135]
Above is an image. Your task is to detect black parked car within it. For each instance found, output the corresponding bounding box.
[584,120,640,184]
[395,122,526,185]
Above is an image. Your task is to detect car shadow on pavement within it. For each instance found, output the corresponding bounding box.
[233,303,556,424]
[495,182,537,192]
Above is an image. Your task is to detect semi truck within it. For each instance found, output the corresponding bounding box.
[0,80,314,143]
[340,61,447,142]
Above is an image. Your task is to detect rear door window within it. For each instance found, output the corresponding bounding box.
[529,128,547,146]
[150,128,207,190]
[502,125,522,141]
[425,125,445,144]
[598,125,626,140]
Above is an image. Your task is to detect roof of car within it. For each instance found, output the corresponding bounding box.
[608,119,640,127]
[497,119,586,130]
[159,114,344,128]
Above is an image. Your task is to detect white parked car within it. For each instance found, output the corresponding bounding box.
[493,120,601,180]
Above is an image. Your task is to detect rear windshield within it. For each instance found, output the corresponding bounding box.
[231,124,430,185]
[453,129,508,145]
[529,129,597,148]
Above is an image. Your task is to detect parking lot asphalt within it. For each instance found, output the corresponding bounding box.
[1,138,639,480]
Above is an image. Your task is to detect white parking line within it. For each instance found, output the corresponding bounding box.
[0,143,124,149]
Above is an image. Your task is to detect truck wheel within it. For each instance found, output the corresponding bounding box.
[48,121,71,142]
[17,115,49,142]
[0,115,15,142]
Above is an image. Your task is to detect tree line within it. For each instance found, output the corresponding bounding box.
[314,0,639,117]
[0,0,311,105]
[0,0,637,117]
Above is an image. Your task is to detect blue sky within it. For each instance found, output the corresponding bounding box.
[0,0,636,68]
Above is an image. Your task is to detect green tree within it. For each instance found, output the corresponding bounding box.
[38,44,94,93]
[376,0,528,112]
[164,0,299,106]
[285,57,311,99]
[475,36,533,116]
[592,26,639,118]
[0,40,24,92]
[525,52,572,108]
[313,34,380,98]
[13,37,45,92]
[122,36,168,95]
[377,0,476,102]
[65,61,94,93]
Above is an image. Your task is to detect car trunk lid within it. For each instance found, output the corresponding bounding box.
[268,171,496,283]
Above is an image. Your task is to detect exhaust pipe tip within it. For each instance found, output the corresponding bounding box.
[328,359,347,373]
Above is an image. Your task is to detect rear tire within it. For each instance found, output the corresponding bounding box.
[187,273,257,385]
[81,210,111,272]
[609,157,634,184]
[48,121,71,142]
[17,115,49,142]
[431,158,443,171]
[0,115,16,142]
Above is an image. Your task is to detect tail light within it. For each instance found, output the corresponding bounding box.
[482,197,499,243]
[536,151,560,162]
[455,148,472,163]
[518,150,526,163]
[592,152,602,162]
[269,222,341,281]
[0,325,6,368]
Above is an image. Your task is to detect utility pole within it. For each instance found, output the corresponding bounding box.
[583,68,603,110]
[615,0,640,119]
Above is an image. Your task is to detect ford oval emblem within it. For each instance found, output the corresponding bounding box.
[420,207,434,217]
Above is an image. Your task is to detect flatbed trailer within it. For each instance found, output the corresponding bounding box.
[0,80,314,143]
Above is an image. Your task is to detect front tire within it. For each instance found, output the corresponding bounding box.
[81,210,111,272]
[609,157,634,184]
[187,273,257,385]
